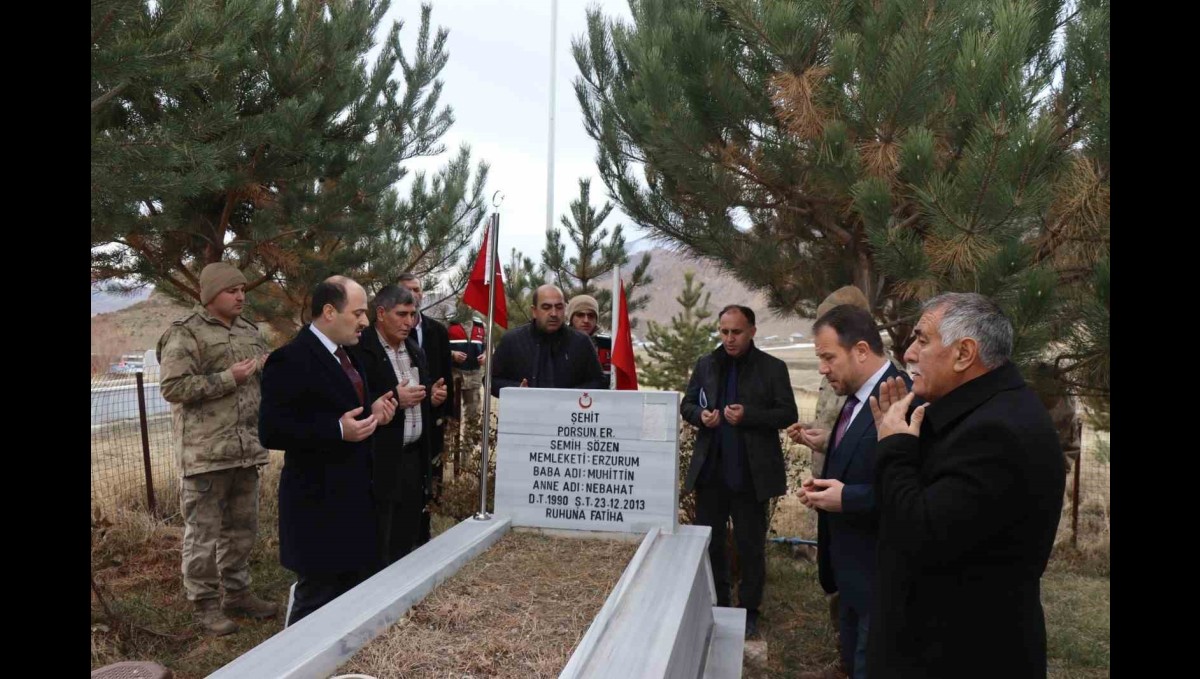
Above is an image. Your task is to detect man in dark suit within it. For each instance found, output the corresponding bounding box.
[786,305,910,679]
[259,276,397,627]
[347,284,448,567]
[680,304,797,639]
[397,273,454,541]
[867,292,1066,678]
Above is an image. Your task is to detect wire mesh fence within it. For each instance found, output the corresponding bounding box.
[1067,415,1110,547]
[91,365,178,517]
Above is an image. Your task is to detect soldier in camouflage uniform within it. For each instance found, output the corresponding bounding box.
[157,262,280,635]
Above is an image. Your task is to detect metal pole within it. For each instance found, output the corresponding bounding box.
[136,371,157,514]
[610,267,620,390]
[475,212,500,520]
[545,0,558,236]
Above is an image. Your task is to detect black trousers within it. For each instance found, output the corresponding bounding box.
[377,443,430,567]
[694,483,768,611]
[286,569,372,627]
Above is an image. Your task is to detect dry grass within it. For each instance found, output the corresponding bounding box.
[341,532,639,678]
[1053,420,1110,576]
[91,452,291,679]
[92,414,179,517]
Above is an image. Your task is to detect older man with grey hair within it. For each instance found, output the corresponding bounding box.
[865,292,1066,679]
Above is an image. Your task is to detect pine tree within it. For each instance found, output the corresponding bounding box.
[542,178,653,328]
[91,0,489,335]
[574,0,1109,408]
[636,271,717,392]
[502,248,547,329]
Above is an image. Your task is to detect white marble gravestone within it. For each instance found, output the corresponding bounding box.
[494,387,680,533]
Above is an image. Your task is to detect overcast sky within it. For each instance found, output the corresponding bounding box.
[380,0,644,272]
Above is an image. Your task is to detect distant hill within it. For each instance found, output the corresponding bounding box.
[91,285,153,316]
[89,249,816,372]
[623,247,814,341]
[91,290,194,367]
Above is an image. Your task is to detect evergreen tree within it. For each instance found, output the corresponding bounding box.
[636,271,717,392]
[502,247,547,329]
[574,0,1109,409]
[542,178,653,328]
[92,0,488,335]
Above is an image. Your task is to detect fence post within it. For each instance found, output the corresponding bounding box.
[136,371,157,514]
[1071,450,1081,549]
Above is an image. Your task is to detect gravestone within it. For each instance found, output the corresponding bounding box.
[494,388,679,533]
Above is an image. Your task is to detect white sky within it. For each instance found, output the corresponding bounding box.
[380,0,645,271]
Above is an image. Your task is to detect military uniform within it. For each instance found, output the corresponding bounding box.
[448,320,485,424]
[593,332,613,386]
[157,306,271,612]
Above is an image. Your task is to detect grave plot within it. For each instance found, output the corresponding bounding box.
[339,531,639,678]
[209,389,745,679]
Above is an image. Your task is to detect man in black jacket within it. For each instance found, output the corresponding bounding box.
[489,284,606,396]
[867,292,1065,678]
[680,304,797,639]
[259,276,397,626]
[397,273,454,542]
[346,284,447,567]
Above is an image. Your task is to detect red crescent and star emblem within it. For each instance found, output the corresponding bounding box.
[578,392,593,409]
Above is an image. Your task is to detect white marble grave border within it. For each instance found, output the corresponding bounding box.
[207,516,511,679]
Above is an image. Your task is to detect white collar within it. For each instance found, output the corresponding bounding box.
[854,359,893,404]
[309,324,340,355]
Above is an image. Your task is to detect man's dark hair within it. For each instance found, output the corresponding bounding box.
[396,272,419,285]
[372,284,416,320]
[311,279,348,317]
[718,304,756,326]
[813,304,885,356]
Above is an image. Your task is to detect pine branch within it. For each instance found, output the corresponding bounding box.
[91,81,130,114]
[91,8,117,46]
[966,122,1006,232]
[244,269,278,294]
[1053,6,1085,34]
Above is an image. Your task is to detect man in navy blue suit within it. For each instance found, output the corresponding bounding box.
[259,276,397,627]
[787,305,909,679]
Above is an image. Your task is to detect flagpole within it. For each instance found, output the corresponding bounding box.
[610,266,620,390]
[545,0,558,236]
[475,209,500,521]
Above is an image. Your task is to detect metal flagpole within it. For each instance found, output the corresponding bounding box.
[610,267,620,390]
[545,0,558,236]
[475,202,501,520]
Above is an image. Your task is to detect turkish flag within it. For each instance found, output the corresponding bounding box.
[462,227,508,328]
[612,278,638,390]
